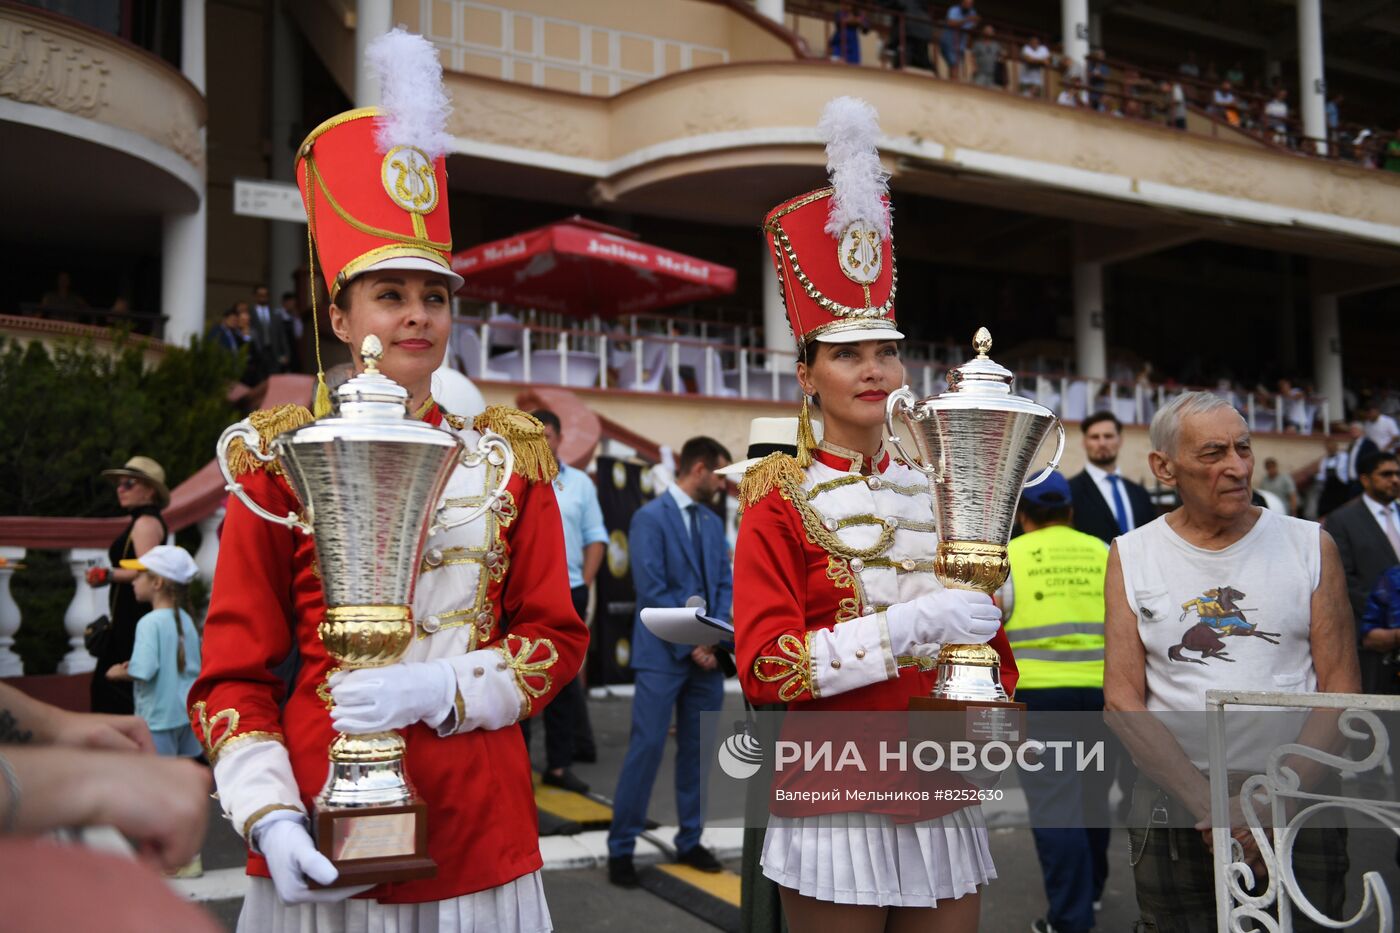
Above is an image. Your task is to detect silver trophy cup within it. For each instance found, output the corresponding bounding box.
[886,327,1064,703]
[214,336,513,884]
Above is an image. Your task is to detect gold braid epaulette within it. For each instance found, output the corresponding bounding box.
[225,404,315,479]
[738,452,806,511]
[473,406,558,485]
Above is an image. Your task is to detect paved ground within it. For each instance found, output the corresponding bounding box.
[184,689,1400,931]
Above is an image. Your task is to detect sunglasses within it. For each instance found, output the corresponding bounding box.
[115,478,142,490]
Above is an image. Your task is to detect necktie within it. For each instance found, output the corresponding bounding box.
[686,504,709,597]
[1381,505,1400,561]
[1108,474,1131,535]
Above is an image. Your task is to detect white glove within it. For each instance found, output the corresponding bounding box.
[885,590,1002,657]
[330,659,456,734]
[254,812,374,904]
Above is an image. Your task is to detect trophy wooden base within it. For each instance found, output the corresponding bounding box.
[909,696,1028,744]
[310,802,437,888]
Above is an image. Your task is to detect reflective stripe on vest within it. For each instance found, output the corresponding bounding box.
[1005,524,1108,689]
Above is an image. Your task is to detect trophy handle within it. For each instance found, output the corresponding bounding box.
[216,421,313,534]
[1022,418,1067,489]
[885,386,939,480]
[431,430,516,534]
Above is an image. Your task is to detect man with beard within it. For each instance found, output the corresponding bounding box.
[1070,411,1156,544]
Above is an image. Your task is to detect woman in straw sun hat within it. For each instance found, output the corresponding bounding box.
[86,455,170,715]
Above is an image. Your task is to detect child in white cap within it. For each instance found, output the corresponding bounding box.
[106,545,203,760]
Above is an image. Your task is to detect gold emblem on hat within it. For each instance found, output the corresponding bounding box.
[381,146,438,213]
[837,221,882,285]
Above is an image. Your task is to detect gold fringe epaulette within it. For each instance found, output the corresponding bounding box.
[738,452,805,511]
[473,406,558,484]
[225,404,315,478]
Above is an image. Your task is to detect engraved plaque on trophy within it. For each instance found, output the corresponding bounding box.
[216,336,514,886]
[885,328,1066,742]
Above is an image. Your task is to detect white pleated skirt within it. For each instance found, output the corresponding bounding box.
[236,871,551,933]
[761,808,996,908]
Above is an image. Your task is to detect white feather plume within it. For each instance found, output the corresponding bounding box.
[818,96,889,238]
[367,28,452,159]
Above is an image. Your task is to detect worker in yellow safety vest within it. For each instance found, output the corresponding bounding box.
[997,470,1113,933]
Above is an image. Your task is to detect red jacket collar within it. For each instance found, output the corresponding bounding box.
[811,440,890,475]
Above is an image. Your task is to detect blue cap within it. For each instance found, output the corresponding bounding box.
[1021,470,1072,507]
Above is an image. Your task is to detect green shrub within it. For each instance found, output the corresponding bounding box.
[0,335,240,672]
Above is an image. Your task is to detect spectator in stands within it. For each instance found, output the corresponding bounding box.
[970,23,1001,87]
[1362,399,1400,451]
[1259,457,1299,515]
[1327,450,1400,694]
[1316,437,1352,518]
[1211,80,1240,126]
[828,6,866,63]
[207,306,242,353]
[1178,51,1200,80]
[939,0,978,80]
[1055,62,1082,107]
[889,0,934,71]
[1086,48,1109,111]
[521,409,603,792]
[1158,79,1187,129]
[40,271,87,311]
[1384,129,1400,172]
[1019,35,1050,97]
[1278,378,1309,432]
[1265,87,1291,146]
[1326,93,1343,151]
[1100,94,1124,118]
[1225,61,1245,85]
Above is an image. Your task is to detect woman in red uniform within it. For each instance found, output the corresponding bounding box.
[734,98,1017,932]
[188,30,585,932]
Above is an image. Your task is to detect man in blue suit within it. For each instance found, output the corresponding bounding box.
[608,436,733,887]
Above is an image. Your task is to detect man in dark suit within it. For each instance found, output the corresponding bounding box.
[608,436,732,887]
[1069,411,1156,543]
[249,284,290,374]
[1326,449,1400,694]
[1344,421,1380,499]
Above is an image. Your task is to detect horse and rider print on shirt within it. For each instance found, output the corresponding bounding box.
[1166,586,1281,665]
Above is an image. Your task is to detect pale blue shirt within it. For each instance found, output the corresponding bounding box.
[555,463,609,589]
[127,608,200,731]
[668,482,698,536]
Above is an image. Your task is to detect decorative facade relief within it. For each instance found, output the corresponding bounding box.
[0,21,110,118]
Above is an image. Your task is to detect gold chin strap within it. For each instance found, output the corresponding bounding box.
[305,155,332,418]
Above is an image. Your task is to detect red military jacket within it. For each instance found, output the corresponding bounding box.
[189,402,586,903]
[734,443,1017,820]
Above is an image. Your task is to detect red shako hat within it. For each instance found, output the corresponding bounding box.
[763,97,902,349]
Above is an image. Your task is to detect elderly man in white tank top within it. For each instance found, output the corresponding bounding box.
[1103,391,1360,933]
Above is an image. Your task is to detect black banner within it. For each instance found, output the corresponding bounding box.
[589,457,657,685]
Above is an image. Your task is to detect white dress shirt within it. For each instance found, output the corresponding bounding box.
[1363,494,1400,561]
[1084,462,1137,530]
[668,482,698,536]
[1365,414,1399,452]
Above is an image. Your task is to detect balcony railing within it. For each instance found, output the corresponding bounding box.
[448,314,1331,434]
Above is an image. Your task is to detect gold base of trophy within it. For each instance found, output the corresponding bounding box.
[912,543,1024,739]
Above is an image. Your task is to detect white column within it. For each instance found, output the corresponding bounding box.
[355,0,395,107]
[1073,261,1106,380]
[57,548,108,675]
[193,507,225,586]
[762,246,793,372]
[269,1,305,306]
[1311,294,1344,428]
[0,548,25,677]
[162,0,207,347]
[1061,0,1089,70]
[755,0,784,24]
[1297,0,1326,154]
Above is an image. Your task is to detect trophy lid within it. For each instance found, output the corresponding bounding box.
[336,336,411,418]
[945,327,1015,397]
